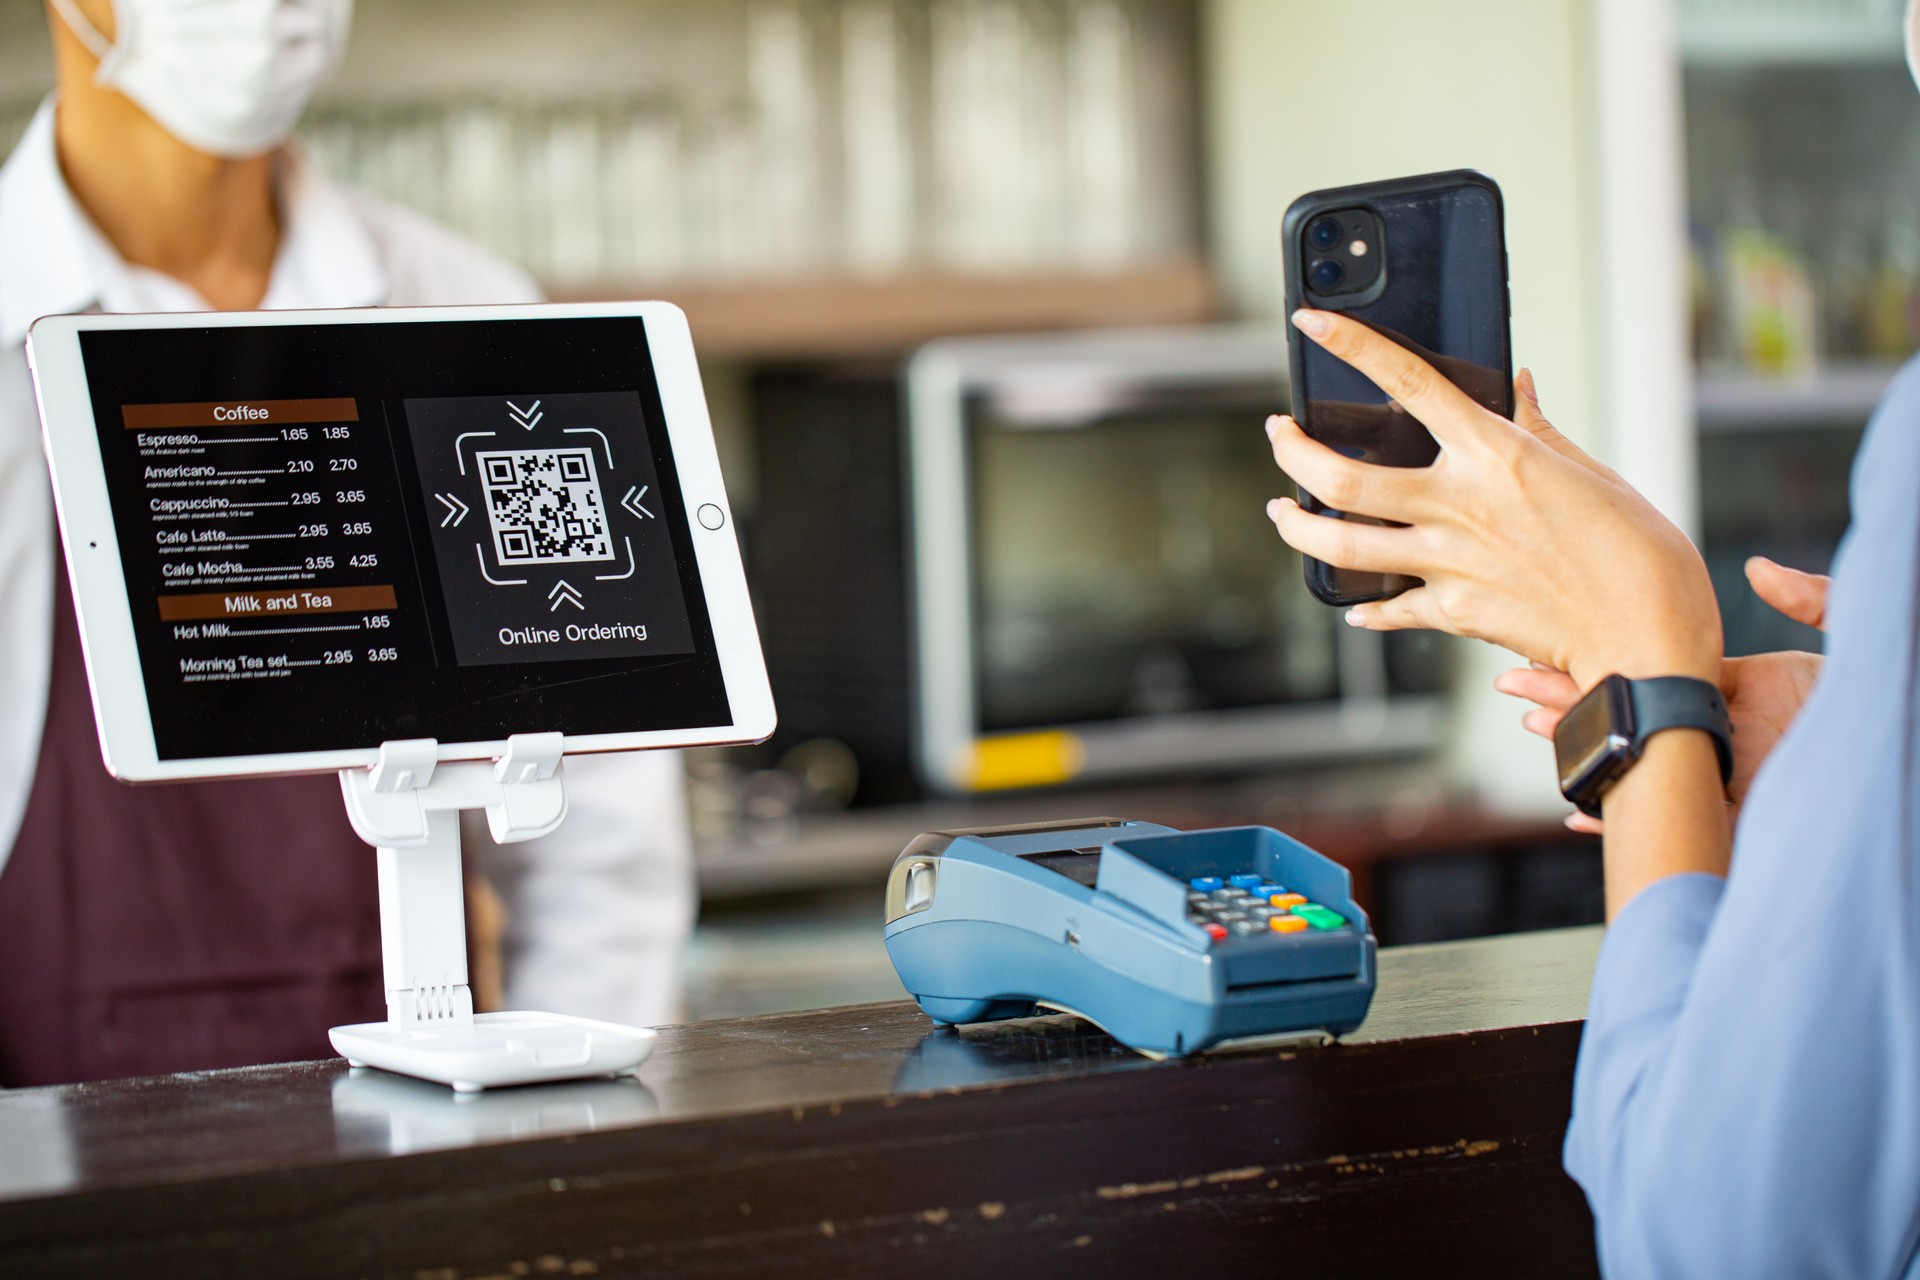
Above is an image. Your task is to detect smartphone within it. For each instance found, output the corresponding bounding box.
[1281,170,1513,606]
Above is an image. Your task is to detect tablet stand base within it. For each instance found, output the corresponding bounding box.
[327,735,657,1092]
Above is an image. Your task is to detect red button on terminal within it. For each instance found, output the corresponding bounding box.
[1204,923,1228,942]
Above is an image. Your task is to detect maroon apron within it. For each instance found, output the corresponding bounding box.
[0,556,384,1086]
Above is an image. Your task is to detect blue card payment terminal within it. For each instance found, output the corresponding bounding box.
[882,818,1376,1057]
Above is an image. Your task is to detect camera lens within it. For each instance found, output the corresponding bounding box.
[1309,257,1344,291]
[1307,217,1342,252]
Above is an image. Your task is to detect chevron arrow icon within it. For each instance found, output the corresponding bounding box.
[621,485,655,520]
[548,579,584,611]
[434,493,470,527]
[506,399,543,430]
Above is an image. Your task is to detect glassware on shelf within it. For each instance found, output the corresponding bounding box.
[291,0,1195,290]
[1862,192,1920,361]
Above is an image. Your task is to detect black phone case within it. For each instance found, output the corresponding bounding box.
[1281,169,1514,606]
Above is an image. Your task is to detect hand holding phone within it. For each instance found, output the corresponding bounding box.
[1267,305,1723,696]
[1280,170,1513,605]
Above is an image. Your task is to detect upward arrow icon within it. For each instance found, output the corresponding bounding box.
[547,579,584,611]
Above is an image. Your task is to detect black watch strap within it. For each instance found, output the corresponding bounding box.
[1629,676,1733,787]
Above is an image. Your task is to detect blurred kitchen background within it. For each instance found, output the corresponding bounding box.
[0,0,1899,1017]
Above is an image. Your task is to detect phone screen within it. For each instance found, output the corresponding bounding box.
[1287,174,1512,605]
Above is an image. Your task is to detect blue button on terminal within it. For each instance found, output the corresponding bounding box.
[1228,873,1264,891]
[1190,876,1224,893]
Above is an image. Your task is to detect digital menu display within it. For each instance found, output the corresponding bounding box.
[78,317,731,761]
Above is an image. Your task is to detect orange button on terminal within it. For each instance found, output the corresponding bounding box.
[1268,915,1308,934]
[1268,892,1306,909]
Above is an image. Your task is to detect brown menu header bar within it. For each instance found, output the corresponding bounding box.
[123,398,359,429]
[157,585,397,622]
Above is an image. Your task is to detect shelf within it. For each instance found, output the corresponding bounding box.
[545,259,1218,361]
[1695,362,1902,431]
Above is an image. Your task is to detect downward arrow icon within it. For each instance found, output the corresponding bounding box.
[548,579,584,611]
[506,399,544,430]
[434,493,470,527]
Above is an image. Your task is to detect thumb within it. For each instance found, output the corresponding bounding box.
[1745,556,1829,631]
[1513,369,1608,476]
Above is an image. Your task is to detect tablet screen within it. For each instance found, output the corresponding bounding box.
[74,316,732,761]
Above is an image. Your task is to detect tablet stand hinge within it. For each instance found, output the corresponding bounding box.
[339,734,568,1033]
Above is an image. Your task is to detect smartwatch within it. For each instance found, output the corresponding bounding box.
[1554,674,1733,818]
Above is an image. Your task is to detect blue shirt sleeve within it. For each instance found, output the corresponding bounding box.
[1563,359,1920,1278]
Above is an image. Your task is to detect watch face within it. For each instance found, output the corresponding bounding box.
[1556,675,1636,803]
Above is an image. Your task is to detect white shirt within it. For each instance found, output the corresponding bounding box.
[0,100,694,1025]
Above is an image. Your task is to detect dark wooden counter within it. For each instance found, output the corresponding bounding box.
[0,927,1603,1279]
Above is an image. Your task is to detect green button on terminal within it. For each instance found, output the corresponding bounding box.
[1290,903,1346,930]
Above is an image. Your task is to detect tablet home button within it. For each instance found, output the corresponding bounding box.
[696,504,725,530]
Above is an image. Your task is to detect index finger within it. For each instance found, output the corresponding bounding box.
[1292,308,1495,447]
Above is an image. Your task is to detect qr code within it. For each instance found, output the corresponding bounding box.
[476,448,615,565]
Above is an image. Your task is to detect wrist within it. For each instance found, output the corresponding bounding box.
[1569,635,1721,693]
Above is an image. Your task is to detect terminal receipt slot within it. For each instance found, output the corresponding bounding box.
[329,734,657,1091]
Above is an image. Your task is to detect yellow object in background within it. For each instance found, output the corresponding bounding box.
[1724,226,1819,379]
[961,731,1086,792]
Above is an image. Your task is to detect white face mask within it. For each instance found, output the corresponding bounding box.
[49,0,352,158]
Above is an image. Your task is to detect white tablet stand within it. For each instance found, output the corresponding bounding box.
[326,734,658,1091]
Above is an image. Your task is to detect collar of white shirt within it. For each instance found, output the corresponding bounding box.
[0,96,388,350]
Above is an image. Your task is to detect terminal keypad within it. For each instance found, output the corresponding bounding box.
[1187,874,1347,944]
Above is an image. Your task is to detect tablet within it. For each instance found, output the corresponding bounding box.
[26,302,775,782]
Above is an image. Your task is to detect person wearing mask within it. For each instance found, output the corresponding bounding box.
[1262,5,1920,1267]
[0,0,694,1086]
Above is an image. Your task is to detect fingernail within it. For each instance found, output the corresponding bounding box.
[1344,608,1367,628]
[1265,415,1280,441]
[1266,497,1290,521]
[1517,368,1540,406]
[1291,309,1331,338]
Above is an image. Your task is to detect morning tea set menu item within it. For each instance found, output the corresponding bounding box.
[80,316,724,764]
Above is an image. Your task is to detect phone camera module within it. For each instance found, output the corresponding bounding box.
[1307,217,1342,252]
[1308,258,1345,291]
